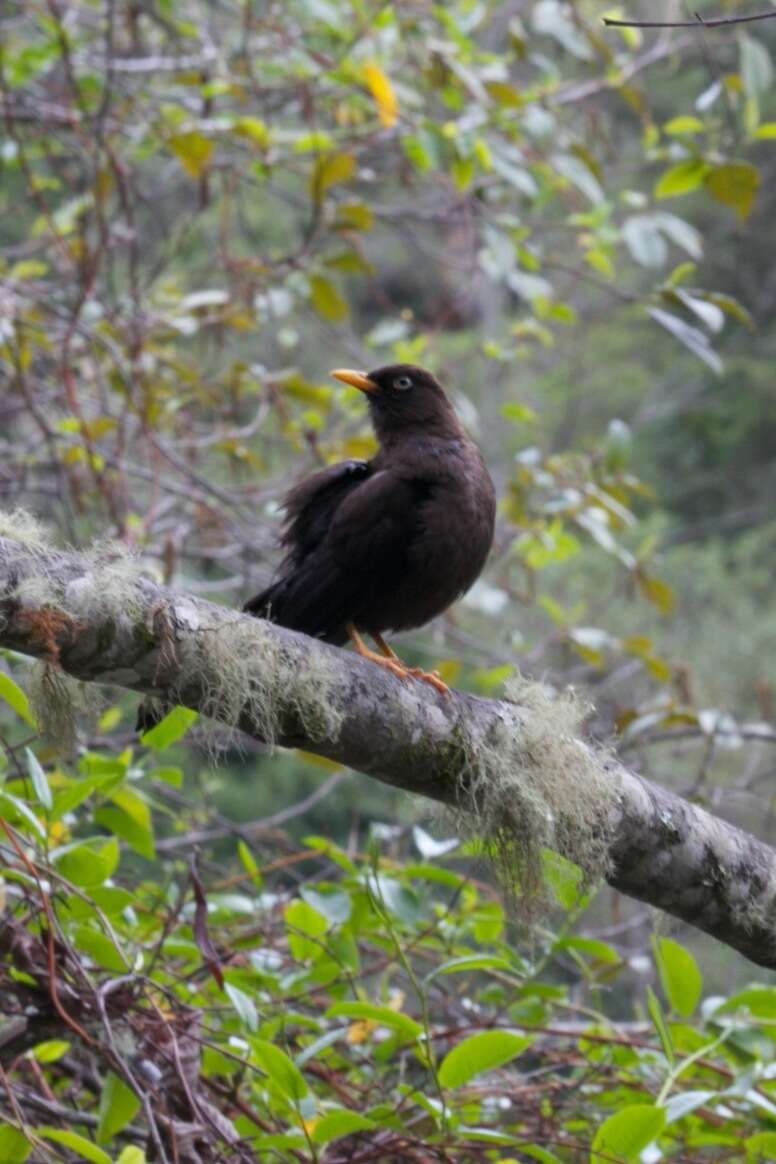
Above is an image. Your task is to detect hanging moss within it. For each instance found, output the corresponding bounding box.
[444,675,616,918]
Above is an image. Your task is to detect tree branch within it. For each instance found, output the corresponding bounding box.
[1,532,775,969]
[603,10,776,29]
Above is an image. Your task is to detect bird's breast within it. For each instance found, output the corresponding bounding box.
[370,448,496,633]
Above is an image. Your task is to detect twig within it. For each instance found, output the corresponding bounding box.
[603,10,776,29]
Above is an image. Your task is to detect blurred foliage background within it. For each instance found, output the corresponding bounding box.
[1,1,776,1160]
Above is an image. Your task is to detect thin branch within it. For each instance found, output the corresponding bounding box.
[603,10,776,29]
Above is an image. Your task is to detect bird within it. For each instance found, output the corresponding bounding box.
[243,363,496,694]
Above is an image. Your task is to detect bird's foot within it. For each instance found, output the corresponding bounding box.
[347,624,450,696]
[363,655,450,696]
[401,666,450,696]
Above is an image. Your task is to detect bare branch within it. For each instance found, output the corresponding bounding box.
[603,10,776,29]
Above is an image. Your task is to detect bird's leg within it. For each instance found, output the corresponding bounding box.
[347,624,410,681]
[347,624,450,696]
[370,631,400,661]
[371,631,449,695]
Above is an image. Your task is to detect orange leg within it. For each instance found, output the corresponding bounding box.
[347,625,450,696]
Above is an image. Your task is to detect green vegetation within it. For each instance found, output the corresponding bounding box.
[1,0,775,1159]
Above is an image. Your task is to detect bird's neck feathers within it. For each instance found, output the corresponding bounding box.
[369,397,466,449]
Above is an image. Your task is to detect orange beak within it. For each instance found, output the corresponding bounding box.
[330,368,378,393]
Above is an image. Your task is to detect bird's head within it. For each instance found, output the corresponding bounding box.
[330,364,460,441]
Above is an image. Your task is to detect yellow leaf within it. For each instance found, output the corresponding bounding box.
[704,161,760,221]
[334,202,374,231]
[309,152,355,199]
[363,61,398,127]
[347,1019,374,1044]
[435,659,462,685]
[168,131,213,178]
[296,750,341,771]
[636,571,675,615]
[337,435,378,460]
[309,275,348,322]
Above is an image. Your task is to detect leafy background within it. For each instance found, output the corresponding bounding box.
[1,1,775,1160]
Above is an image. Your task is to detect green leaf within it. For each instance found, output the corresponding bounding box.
[0,1127,31,1163]
[591,1104,666,1162]
[704,162,760,221]
[152,765,183,787]
[311,1109,376,1144]
[250,1038,309,1101]
[31,1039,70,1063]
[663,116,704,136]
[438,1030,532,1089]
[70,924,128,972]
[646,984,673,1063]
[55,837,119,887]
[700,292,755,330]
[754,122,776,139]
[0,790,45,840]
[0,671,36,726]
[485,80,523,107]
[233,116,270,148]
[51,770,125,820]
[543,850,584,909]
[285,898,328,961]
[141,705,198,749]
[99,785,155,859]
[552,152,603,203]
[97,1072,140,1143]
[38,1128,111,1164]
[654,937,703,1016]
[96,805,154,860]
[334,202,374,231]
[326,1002,423,1040]
[556,936,621,966]
[300,887,350,925]
[664,1089,716,1125]
[225,982,258,1032]
[237,840,262,884]
[309,275,348,322]
[433,954,513,976]
[669,289,724,333]
[654,159,709,199]
[25,747,51,810]
[116,1149,147,1164]
[9,259,49,280]
[716,986,776,1019]
[622,214,666,267]
[168,131,213,178]
[647,308,722,375]
[740,34,773,100]
[747,1132,776,1162]
[517,1147,564,1164]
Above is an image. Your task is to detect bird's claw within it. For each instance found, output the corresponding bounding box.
[365,655,450,696]
[402,666,450,696]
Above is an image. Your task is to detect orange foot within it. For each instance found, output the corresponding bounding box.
[346,624,450,696]
[401,666,450,696]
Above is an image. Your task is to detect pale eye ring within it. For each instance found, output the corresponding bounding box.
[394,375,413,390]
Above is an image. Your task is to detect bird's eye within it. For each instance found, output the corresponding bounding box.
[394,375,413,391]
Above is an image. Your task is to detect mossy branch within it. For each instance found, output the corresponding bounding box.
[1,525,775,969]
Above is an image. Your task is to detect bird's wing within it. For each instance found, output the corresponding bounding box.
[244,467,421,639]
[327,468,420,572]
[281,458,372,565]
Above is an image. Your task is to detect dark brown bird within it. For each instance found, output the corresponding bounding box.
[244,364,496,693]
